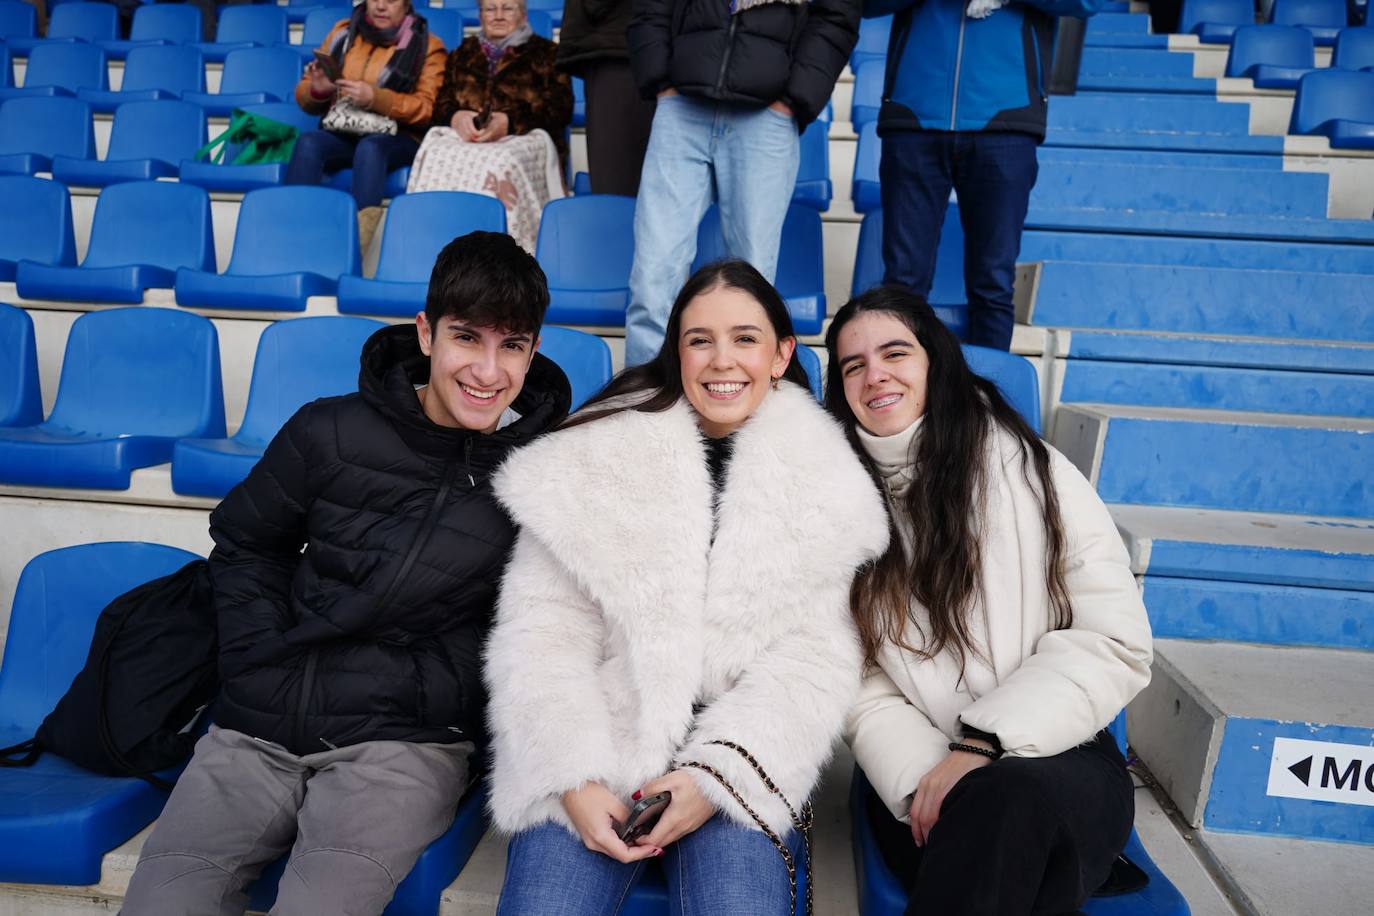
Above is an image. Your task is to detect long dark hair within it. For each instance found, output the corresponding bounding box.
[823,287,1072,671]
[563,260,811,429]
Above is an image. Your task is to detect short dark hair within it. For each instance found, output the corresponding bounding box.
[424,231,550,337]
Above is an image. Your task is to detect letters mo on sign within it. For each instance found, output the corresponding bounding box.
[1267,737,1374,808]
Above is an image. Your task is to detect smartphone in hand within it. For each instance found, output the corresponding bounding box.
[312,50,342,82]
[613,791,671,844]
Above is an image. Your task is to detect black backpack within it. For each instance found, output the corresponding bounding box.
[0,560,218,790]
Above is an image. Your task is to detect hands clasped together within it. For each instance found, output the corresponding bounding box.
[562,770,715,863]
[450,110,511,143]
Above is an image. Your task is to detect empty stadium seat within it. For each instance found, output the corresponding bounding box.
[537,194,637,326]
[178,101,320,192]
[851,13,891,70]
[1272,0,1348,45]
[851,59,882,131]
[793,119,833,211]
[1333,24,1374,68]
[0,308,225,489]
[284,0,331,24]
[0,42,10,89]
[694,203,827,335]
[181,45,301,117]
[337,190,507,316]
[175,186,361,312]
[43,2,119,43]
[0,0,36,49]
[51,99,206,186]
[15,180,215,303]
[1180,0,1254,42]
[573,74,585,127]
[0,302,41,427]
[196,4,289,63]
[795,343,823,401]
[1289,68,1374,147]
[0,41,106,99]
[76,44,207,114]
[0,542,205,885]
[527,9,554,39]
[425,8,466,48]
[850,207,970,339]
[280,6,351,61]
[539,325,613,411]
[1226,25,1316,88]
[0,174,75,278]
[171,315,383,497]
[853,121,880,213]
[851,208,884,297]
[98,3,203,59]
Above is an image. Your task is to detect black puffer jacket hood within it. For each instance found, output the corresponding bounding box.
[209,324,570,755]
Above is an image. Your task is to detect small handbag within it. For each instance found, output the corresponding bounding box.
[193,108,299,165]
[322,96,398,137]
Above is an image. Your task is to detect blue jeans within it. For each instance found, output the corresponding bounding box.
[496,815,804,916]
[284,129,420,209]
[879,130,1039,351]
[624,95,800,367]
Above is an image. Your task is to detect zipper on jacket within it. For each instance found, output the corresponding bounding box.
[293,650,320,752]
[950,9,968,129]
[715,17,739,95]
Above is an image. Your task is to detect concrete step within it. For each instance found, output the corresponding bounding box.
[1051,402,1374,518]
[1195,829,1373,916]
[1130,639,1374,843]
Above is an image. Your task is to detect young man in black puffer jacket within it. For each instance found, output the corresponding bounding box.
[122,232,571,916]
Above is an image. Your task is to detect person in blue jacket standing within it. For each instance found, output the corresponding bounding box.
[866,0,1104,351]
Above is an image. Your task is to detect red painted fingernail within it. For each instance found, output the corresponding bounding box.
[631,791,642,801]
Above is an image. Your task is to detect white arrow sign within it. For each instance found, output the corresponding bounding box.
[1266,737,1374,808]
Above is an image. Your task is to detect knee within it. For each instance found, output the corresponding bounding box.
[942,761,1050,827]
[123,853,239,914]
[275,848,394,915]
[352,135,389,171]
[291,130,331,166]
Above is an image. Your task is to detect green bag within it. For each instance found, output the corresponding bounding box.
[194,109,301,166]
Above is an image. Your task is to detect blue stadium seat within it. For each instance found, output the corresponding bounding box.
[0,41,106,100]
[425,8,466,49]
[851,59,882,131]
[0,308,225,489]
[51,99,206,186]
[325,163,411,199]
[44,2,119,43]
[98,3,203,59]
[77,44,207,114]
[1226,25,1316,88]
[1333,24,1374,67]
[539,325,613,411]
[851,14,890,70]
[527,8,554,39]
[175,186,360,312]
[337,190,507,316]
[849,712,1188,916]
[15,180,215,303]
[1180,0,1254,42]
[795,343,824,401]
[171,315,383,497]
[537,194,637,326]
[196,4,289,62]
[279,6,351,61]
[852,208,884,297]
[962,345,1041,434]
[0,542,205,886]
[853,121,880,213]
[0,41,10,89]
[1289,68,1374,147]
[694,203,827,335]
[182,45,302,117]
[0,174,75,279]
[0,302,41,427]
[0,1,36,48]
[1272,0,1348,45]
[851,207,970,340]
[284,0,330,25]
[573,74,585,127]
[793,119,833,211]
[179,101,320,192]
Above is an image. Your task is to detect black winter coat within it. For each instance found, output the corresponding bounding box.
[558,0,635,73]
[208,325,571,757]
[628,0,860,127]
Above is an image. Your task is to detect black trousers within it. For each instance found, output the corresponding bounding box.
[581,59,656,198]
[867,730,1134,916]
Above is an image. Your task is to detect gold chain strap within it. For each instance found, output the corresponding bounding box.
[677,740,815,916]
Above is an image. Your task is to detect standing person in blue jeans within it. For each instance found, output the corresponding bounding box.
[866,0,1104,351]
[621,0,861,366]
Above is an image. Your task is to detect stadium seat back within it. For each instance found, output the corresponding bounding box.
[851,208,884,297]
[424,8,465,48]
[1226,24,1316,75]
[120,43,206,95]
[128,3,202,43]
[46,308,224,438]
[538,326,613,411]
[536,195,637,292]
[236,316,383,446]
[1180,0,1253,32]
[82,180,215,273]
[851,59,884,129]
[47,1,119,41]
[226,185,361,278]
[0,543,203,738]
[0,174,76,271]
[852,13,890,68]
[301,7,352,48]
[693,203,824,309]
[1289,68,1374,132]
[1334,25,1374,68]
[375,190,507,281]
[0,0,36,40]
[105,99,207,166]
[22,41,108,93]
[0,302,42,427]
[214,4,288,45]
[218,46,302,100]
[793,118,831,209]
[794,344,823,401]
[527,9,553,38]
[1272,0,1347,28]
[0,42,10,89]
[961,345,1041,434]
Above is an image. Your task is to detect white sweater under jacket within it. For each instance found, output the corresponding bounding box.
[485,383,890,836]
[845,418,1153,822]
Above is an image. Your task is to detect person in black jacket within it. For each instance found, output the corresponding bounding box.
[622,0,861,366]
[122,232,571,916]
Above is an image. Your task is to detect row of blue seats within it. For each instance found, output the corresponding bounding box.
[1184,0,1370,44]
[1225,24,1374,87]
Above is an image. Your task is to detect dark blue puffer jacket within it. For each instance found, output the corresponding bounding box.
[863,0,1104,139]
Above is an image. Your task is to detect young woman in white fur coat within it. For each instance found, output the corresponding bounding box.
[827,287,1154,916]
[485,261,889,915]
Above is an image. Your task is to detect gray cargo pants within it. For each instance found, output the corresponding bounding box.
[121,725,473,916]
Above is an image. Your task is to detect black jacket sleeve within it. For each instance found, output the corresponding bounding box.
[627,0,675,98]
[786,0,861,125]
[207,404,314,680]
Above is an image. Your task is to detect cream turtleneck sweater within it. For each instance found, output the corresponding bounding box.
[855,416,921,501]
